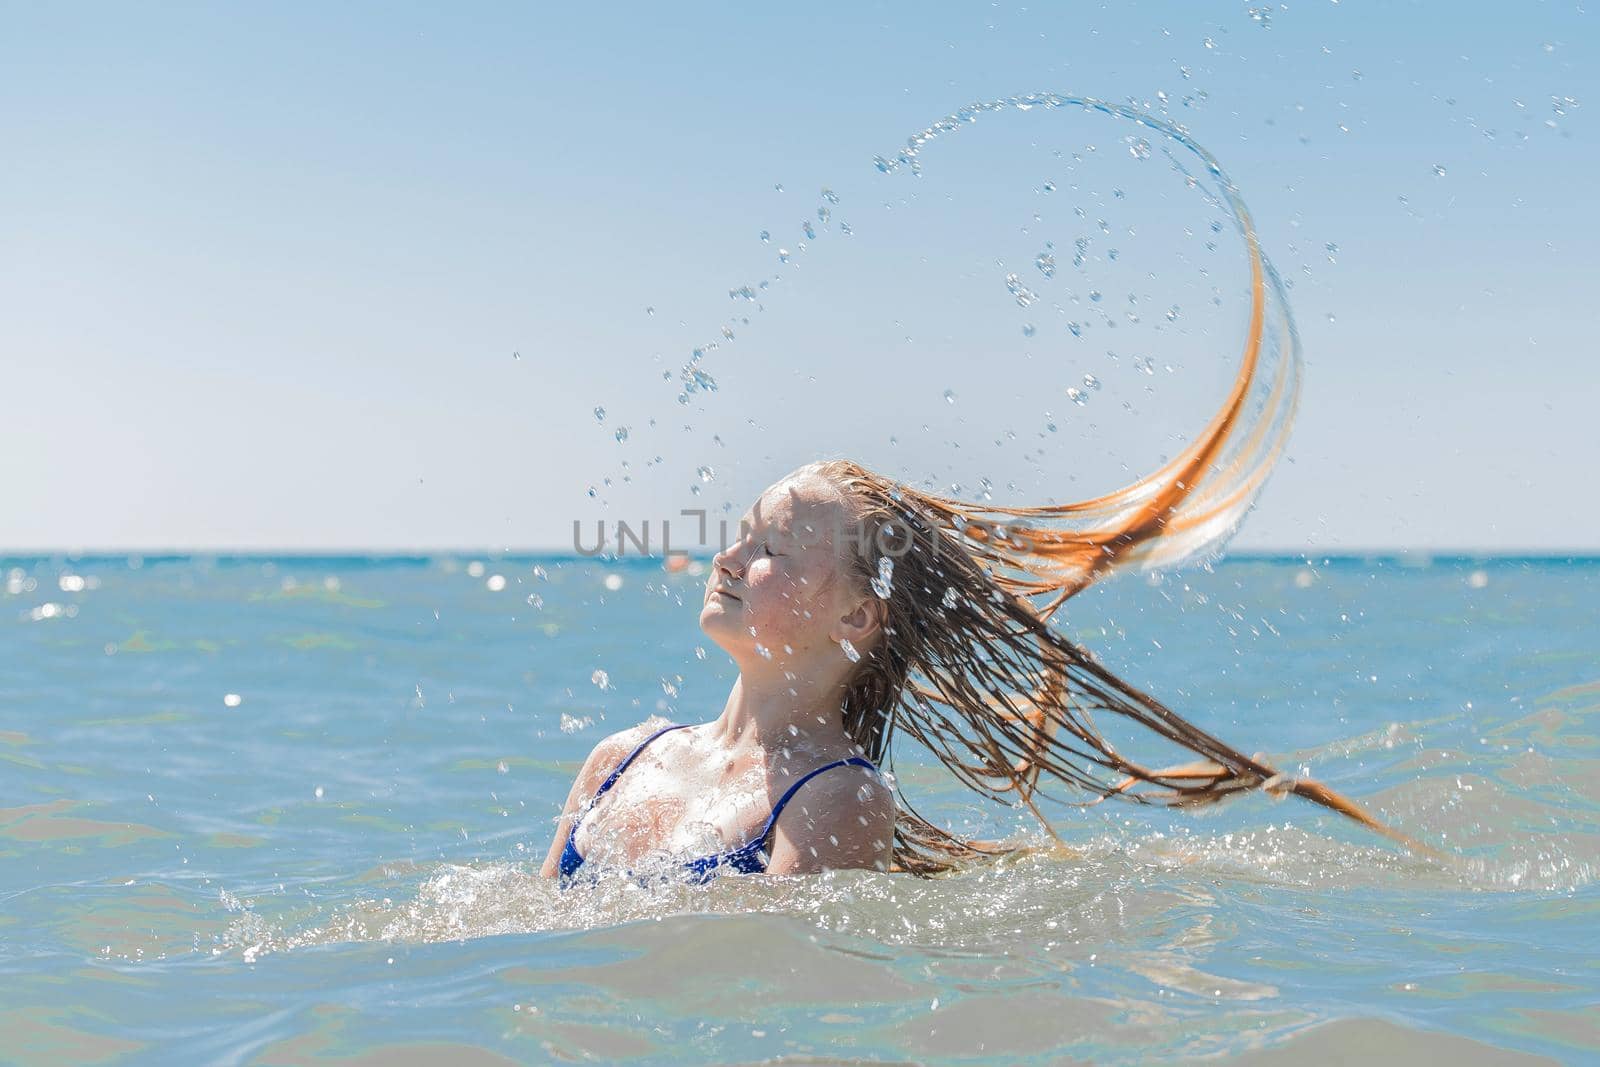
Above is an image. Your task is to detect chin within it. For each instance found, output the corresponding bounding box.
[699,601,752,653]
[698,621,744,660]
[698,598,736,633]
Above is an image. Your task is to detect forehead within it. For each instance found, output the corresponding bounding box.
[747,475,848,537]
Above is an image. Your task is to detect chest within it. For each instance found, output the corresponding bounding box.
[573,744,774,864]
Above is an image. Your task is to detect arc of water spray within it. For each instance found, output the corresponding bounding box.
[872,92,1303,614]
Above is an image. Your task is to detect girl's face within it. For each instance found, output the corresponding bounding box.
[699,474,864,668]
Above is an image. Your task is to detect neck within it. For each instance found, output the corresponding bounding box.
[710,668,849,753]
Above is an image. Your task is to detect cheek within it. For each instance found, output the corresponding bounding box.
[744,565,832,638]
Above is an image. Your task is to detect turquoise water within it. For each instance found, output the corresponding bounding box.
[3,553,1596,1064]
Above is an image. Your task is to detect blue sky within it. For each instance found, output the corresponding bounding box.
[2,1,1593,553]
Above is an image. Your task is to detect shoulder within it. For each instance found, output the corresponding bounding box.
[792,761,893,823]
[768,760,895,874]
[573,718,673,794]
[589,718,663,763]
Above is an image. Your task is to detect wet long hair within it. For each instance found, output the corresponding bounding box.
[793,152,1439,873]
[800,190,1442,871]
[815,457,1430,876]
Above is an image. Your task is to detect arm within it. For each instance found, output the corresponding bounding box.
[537,724,651,879]
[764,764,895,875]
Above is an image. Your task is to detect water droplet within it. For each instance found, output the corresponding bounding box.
[590,669,610,690]
[1165,305,1180,322]
[603,573,623,591]
[759,230,770,243]
[223,693,242,708]
[1129,137,1152,160]
[777,248,791,264]
[755,643,773,660]
[943,389,957,404]
[839,638,861,663]
[1034,251,1056,279]
[696,465,715,483]
[1022,323,1036,337]
[870,556,894,599]
[817,206,830,224]
[1089,290,1102,303]
[1082,373,1101,390]
[1005,273,1037,307]
[314,786,325,800]
[645,306,655,316]
[1067,387,1087,406]
[695,646,706,660]
[512,351,520,361]
[802,221,816,240]
[821,187,839,204]
[1433,164,1447,177]
[774,183,784,192]
[941,587,959,609]
[1041,180,1056,193]
[614,426,629,443]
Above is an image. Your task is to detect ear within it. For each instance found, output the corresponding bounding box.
[831,591,885,647]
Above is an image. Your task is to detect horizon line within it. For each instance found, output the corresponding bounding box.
[3,547,1599,564]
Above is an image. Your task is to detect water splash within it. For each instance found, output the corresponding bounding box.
[868,91,1303,602]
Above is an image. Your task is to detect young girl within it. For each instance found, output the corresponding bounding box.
[542,192,1425,882]
[541,456,1425,884]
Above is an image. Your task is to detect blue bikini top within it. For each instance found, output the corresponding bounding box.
[557,723,877,886]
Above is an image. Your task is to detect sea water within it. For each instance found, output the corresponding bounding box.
[3,554,1595,1063]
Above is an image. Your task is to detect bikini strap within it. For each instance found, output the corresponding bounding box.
[751,755,878,848]
[590,722,692,803]
[562,723,692,876]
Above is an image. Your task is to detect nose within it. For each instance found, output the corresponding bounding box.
[716,534,758,585]
[712,543,744,583]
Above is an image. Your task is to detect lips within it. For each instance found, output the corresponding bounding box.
[710,587,741,602]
